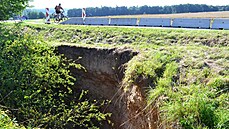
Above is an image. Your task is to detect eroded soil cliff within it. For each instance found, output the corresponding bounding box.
[57,46,156,129]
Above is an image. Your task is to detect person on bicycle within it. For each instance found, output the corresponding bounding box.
[55,3,64,19]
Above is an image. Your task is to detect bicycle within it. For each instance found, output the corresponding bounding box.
[51,11,68,23]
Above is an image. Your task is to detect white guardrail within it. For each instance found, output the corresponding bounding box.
[61,17,229,30]
[139,18,171,27]
[84,18,109,25]
[212,19,229,29]
[110,18,138,26]
[172,18,211,29]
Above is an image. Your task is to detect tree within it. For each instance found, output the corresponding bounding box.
[0,0,30,20]
[38,12,45,19]
[27,11,38,19]
[26,11,45,19]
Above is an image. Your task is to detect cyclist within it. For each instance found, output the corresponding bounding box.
[55,3,64,20]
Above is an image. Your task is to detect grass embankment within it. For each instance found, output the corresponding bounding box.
[21,23,229,47]
[1,23,229,128]
[24,23,229,128]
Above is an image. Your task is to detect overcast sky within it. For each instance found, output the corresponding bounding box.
[29,0,229,9]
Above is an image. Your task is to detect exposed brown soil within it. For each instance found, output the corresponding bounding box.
[57,46,157,129]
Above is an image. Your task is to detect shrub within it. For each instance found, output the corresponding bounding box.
[0,24,110,128]
[0,109,25,129]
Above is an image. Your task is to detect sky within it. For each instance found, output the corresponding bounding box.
[29,0,229,9]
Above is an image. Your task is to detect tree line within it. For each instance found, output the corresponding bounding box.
[23,9,45,19]
[67,4,229,17]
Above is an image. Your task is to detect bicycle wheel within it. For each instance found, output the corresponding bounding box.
[54,15,60,23]
[63,16,68,21]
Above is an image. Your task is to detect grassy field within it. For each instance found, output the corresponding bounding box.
[23,23,229,47]
[23,19,45,24]
[107,11,229,18]
[0,22,228,128]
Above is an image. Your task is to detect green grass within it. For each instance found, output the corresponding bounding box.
[1,23,229,128]
[17,23,229,47]
[22,19,45,24]
[123,46,228,128]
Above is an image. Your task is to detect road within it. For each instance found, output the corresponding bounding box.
[1,19,219,31]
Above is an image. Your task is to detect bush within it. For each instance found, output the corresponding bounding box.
[0,24,110,128]
[0,109,25,129]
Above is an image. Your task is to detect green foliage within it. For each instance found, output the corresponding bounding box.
[0,109,25,129]
[207,76,229,93]
[123,50,179,91]
[0,0,29,20]
[27,11,45,19]
[157,84,229,129]
[0,24,110,128]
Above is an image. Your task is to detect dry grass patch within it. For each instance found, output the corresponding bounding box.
[106,11,229,18]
